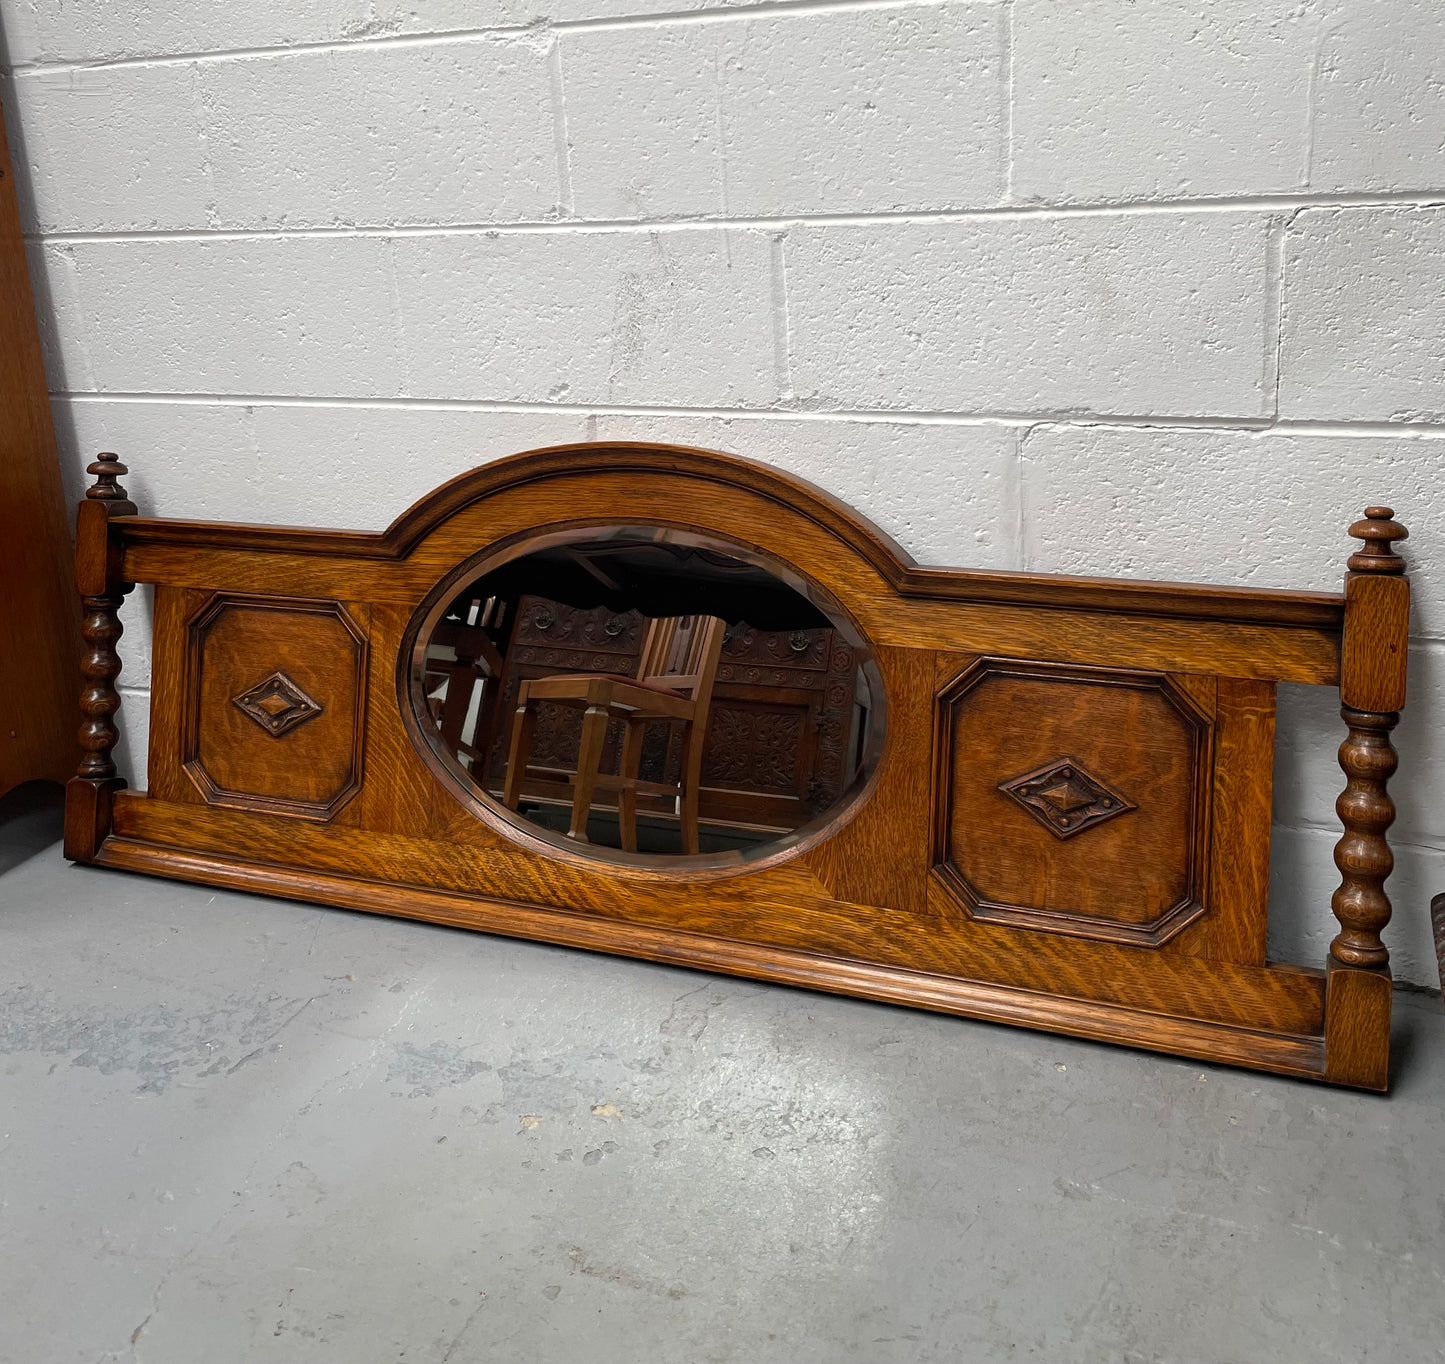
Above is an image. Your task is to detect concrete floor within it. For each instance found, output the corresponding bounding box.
[1,786,1443,1364]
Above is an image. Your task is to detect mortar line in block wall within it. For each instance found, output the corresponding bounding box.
[1000,0,1014,205]
[769,233,795,402]
[48,392,1445,438]
[1008,424,1028,572]
[11,0,988,75]
[1262,212,1297,424]
[27,192,1445,244]
[547,38,576,220]
[7,0,977,75]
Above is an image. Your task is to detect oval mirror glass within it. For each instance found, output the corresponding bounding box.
[406,526,885,872]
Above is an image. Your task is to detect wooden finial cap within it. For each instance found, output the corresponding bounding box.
[1347,506,1408,574]
[85,451,130,501]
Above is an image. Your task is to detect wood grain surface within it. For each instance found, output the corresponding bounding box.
[0,101,80,796]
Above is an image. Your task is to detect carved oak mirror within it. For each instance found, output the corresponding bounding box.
[64,442,1414,1092]
[404,525,885,873]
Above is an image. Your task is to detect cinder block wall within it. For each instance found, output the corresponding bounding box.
[5,0,1441,984]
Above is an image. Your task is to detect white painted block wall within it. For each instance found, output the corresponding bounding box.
[4,0,1441,984]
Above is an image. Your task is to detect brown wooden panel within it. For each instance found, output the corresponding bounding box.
[113,443,1344,628]
[804,645,943,915]
[118,466,1344,687]
[1185,676,1276,965]
[148,586,208,803]
[934,659,1212,946]
[360,600,456,840]
[1341,572,1410,712]
[183,594,368,821]
[109,793,1326,1040]
[93,831,1329,1082]
[117,538,1345,689]
[1323,959,1391,1091]
[0,100,78,797]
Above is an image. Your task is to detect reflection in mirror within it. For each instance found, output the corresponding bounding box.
[413,527,884,866]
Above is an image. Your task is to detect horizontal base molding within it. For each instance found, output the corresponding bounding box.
[91,834,1331,1085]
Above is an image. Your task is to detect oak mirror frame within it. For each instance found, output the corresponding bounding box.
[400,522,888,878]
[64,442,1413,1093]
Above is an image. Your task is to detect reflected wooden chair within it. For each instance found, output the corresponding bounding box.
[422,593,509,773]
[502,614,727,854]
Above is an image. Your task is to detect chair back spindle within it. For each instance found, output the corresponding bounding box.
[637,615,727,705]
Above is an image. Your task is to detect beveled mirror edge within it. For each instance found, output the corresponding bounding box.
[397,519,890,882]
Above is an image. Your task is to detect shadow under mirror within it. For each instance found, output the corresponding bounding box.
[408,526,885,871]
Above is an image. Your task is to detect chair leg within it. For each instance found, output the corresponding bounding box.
[679,716,707,856]
[569,703,610,842]
[502,695,537,810]
[437,661,475,757]
[617,717,645,853]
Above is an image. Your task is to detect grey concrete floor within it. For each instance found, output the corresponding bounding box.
[1,786,1443,1364]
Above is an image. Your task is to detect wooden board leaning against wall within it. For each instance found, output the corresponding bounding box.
[0,101,81,799]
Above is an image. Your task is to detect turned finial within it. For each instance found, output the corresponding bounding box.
[1347,506,1408,574]
[85,451,130,502]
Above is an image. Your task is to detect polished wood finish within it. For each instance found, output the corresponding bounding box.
[63,454,137,861]
[76,595,127,780]
[181,593,368,821]
[110,445,1345,628]
[1340,509,1410,713]
[1329,708,1400,969]
[933,659,1212,947]
[0,101,80,797]
[1323,958,1392,1090]
[1323,508,1411,1090]
[65,442,1415,1089]
[1196,677,1276,966]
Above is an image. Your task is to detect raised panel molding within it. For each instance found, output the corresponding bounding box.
[183,593,368,821]
[933,657,1214,947]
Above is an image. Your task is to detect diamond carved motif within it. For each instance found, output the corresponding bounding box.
[999,757,1136,840]
[233,670,324,738]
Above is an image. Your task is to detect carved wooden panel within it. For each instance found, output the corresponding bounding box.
[232,671,324,737]
[717,622,831,673]
[183,594,368,820]
[934,658,1213,946]
[999,757,1137,839]
[511,596,645,666]
[702,705,801,790]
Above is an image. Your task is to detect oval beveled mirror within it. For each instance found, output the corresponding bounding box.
[405,525,886,873]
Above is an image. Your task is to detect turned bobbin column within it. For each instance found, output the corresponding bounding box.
[64,452,137,862]
[1330,707,1399,967]
[1324,506,1410,1089]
